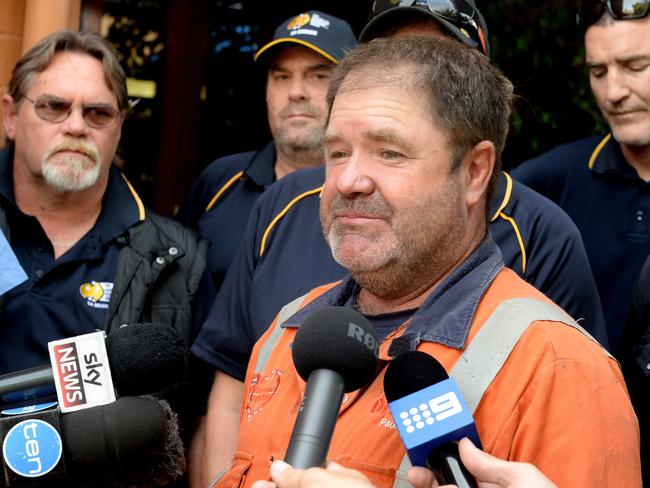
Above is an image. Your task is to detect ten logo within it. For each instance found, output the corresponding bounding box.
[398,392,463,434]
[2,419,62,477]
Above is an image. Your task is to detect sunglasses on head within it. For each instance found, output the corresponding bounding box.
[369,0,488,55]
[576,0,650,27]
[371,0,476,26]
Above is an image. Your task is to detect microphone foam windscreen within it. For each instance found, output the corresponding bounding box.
[63,396,186,487]
[105,323,188,396]
[292,306,379,392]
[384,351,449,402]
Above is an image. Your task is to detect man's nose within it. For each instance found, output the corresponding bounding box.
[60,107,90,136]
[288,76,309,102]
[335,154,374,197]
[605,69,631,105]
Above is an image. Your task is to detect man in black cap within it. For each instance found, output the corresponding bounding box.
[177,11,356,293]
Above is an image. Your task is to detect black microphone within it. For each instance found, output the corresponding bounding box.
[384,351,480,488]
[0,396,185,487]
[285,306,379,469]
[0,323,188,406]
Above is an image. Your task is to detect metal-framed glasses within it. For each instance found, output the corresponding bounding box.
[577,0,650,27]
[22,94,122,129]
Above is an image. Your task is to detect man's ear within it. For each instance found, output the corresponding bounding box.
[463,140,495,207]
[2,95,18,141]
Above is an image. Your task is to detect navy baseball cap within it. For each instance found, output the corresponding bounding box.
[254,11,357,64]
[360,0,490,57]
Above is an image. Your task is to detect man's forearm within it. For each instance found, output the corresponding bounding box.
[198,370,245,487]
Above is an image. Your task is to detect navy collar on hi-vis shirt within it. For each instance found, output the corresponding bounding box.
[282,236,504,353]
[0,145,144,374]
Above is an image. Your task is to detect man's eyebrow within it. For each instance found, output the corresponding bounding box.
[322,130,414,151]
[587,54,650,67]
[365,129,414,151]
[309,63,332,71]
[270,63,332,73]
[35,93,115,108]
[322,133,342,146]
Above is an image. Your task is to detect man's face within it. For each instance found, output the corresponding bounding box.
[266,45,332,155]
[3,51,123,192]
[586,16,650,148]
[320,77,469,298]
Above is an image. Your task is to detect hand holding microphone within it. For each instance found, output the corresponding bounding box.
[251,443,557,488]
[409,438,557,488]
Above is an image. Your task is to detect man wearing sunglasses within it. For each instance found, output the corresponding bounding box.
[513,0,650,353]
[0,30,209,460]
[190,2,610,484]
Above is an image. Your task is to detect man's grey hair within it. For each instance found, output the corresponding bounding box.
[326,36,514,203]
[7,30,128,111]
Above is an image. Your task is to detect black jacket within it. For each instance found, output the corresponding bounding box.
[0,195,208,346]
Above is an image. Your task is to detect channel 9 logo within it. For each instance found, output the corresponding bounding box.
[397,391,463,434]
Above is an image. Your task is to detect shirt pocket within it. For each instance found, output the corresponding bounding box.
[336,456,401,487]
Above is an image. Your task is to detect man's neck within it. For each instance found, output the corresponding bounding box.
[13,167,107,258]
[621,144,650,182]
[273,146,323,179]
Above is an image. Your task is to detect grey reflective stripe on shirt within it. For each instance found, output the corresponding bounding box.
[450,297,608,413]
[392,298,610,488]
[254,293,309,374]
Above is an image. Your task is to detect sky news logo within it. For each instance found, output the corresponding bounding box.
[397,391,463,434]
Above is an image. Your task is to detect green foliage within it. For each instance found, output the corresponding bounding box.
[482,0,607,169]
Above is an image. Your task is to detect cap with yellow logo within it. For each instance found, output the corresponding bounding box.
[255,10,357,65]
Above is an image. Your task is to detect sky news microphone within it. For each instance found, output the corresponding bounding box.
[285,306,379,469]
[0,396,185,487]
[0,323,188,407]
[384,351,480,488]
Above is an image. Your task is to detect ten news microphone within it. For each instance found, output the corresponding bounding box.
[0,323,188,406]
[384,351,480,488]
[0,396,185,487]
[285,306,379,469]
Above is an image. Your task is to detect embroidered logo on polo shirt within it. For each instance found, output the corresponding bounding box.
[245,368,282,421]
[79,281,113,309]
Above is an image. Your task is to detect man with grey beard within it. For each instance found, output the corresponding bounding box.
[177,11,356,293]
[0,29,209,444]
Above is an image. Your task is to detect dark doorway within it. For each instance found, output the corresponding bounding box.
[82,0,373,215]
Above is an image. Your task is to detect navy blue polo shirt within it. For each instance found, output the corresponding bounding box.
[192,165,608,381]
[177,143,276,291]
[0,147,142,374]
[513,134,650,351]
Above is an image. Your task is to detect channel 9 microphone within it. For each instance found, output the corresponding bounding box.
[0,396,185,487]
[0,323,188,408]
[285,306,379,469]
[384,351,480,488]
